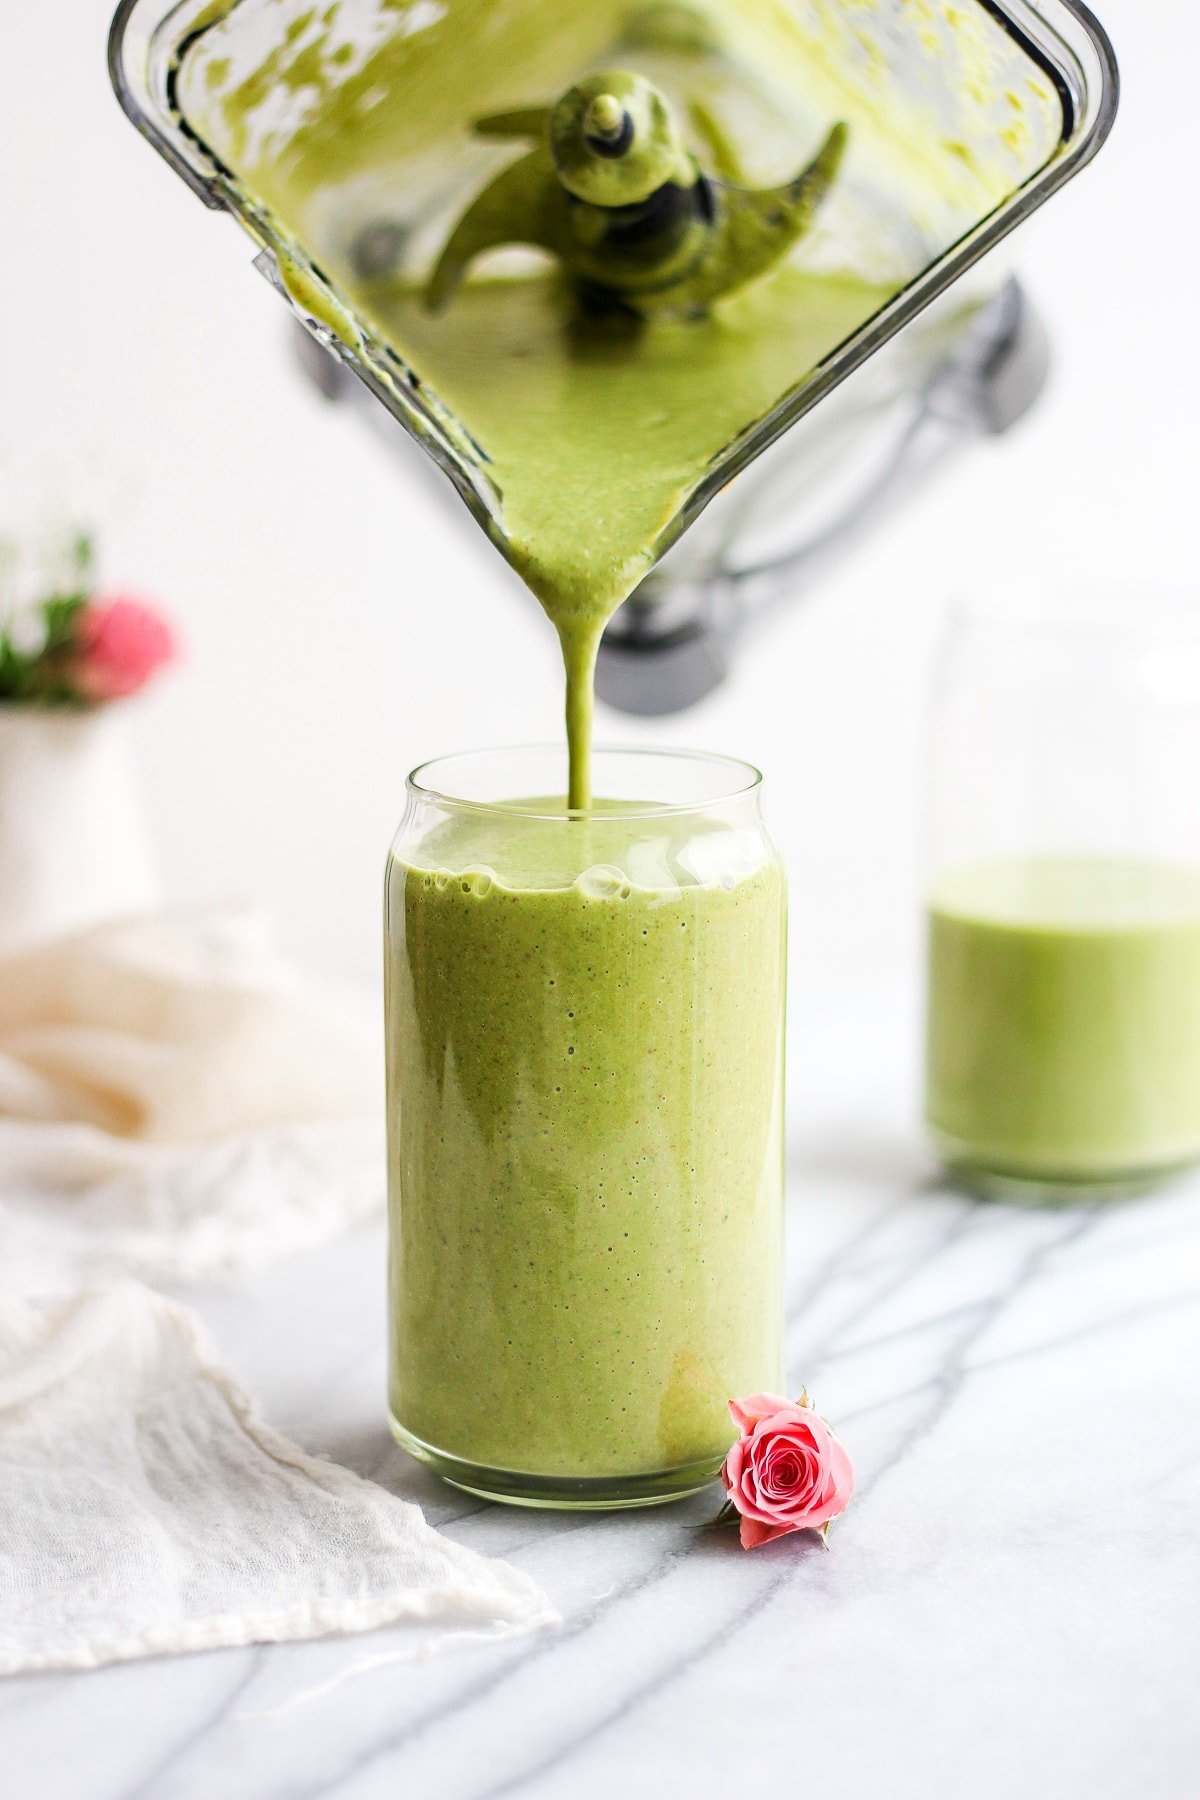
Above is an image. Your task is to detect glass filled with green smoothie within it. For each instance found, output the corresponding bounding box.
[925,598,1200,1200]
[386,746,786,1507]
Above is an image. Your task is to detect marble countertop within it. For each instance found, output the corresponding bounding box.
[4,998,1199,1800]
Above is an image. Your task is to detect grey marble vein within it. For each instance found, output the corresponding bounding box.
[6,1090,1200,1800]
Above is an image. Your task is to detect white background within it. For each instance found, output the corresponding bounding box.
[2,0,1195,992]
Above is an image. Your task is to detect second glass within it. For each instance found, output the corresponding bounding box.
[925,598,1200,1200]
[385,747,787,1508]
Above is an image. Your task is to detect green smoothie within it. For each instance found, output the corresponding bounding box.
[926,857,1200,1189]
[386,796,786,1496]
[353,268,891,805]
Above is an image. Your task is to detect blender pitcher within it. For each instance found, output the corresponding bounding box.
[109,1,1117,592]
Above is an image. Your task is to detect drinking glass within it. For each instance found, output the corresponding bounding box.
[385,747,786,1507]
[925,597,1200,1200]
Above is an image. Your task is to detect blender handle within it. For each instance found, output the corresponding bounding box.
[595,279,1050,717]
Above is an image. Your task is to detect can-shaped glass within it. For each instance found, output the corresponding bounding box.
[385,747,786,1508]
[925,597,1200,1201]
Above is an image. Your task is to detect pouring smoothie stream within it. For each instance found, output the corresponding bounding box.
[368,62,847,1495]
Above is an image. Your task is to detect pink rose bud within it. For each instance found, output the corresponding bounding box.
[721,1391,855,1550]
[74,595,179,702]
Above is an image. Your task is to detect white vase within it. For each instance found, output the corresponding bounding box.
[0,705,160,953]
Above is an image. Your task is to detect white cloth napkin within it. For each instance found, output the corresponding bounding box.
[0,910,384,1285]
[0,1285,554,1676]
[0,913,555,1679]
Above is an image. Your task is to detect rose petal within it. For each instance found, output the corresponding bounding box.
[743,1454,805,1522]
[739,1516,799,1550]
[723,1391,854,1538]
[759,1451,802,1498]
[722,1437,745,1494]
[735,1466,778,1523]
[758,1431,815,1474]
[729,1394,794,1435]
[733,1469,787,1525]
[757,1447,805,1495]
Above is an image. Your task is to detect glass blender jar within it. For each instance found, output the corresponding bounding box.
[109,0,1118,597]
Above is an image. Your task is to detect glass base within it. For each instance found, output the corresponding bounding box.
[390,1416,723,1511]
[930,1129,1195,1205]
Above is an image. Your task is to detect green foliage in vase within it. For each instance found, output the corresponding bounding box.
[0,532,94,705]
[0,531,177,707]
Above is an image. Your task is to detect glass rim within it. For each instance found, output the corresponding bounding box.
[406,744,764,823]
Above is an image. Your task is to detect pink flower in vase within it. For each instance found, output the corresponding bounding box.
[73,595,179,702]
[721,1391,855,1550]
